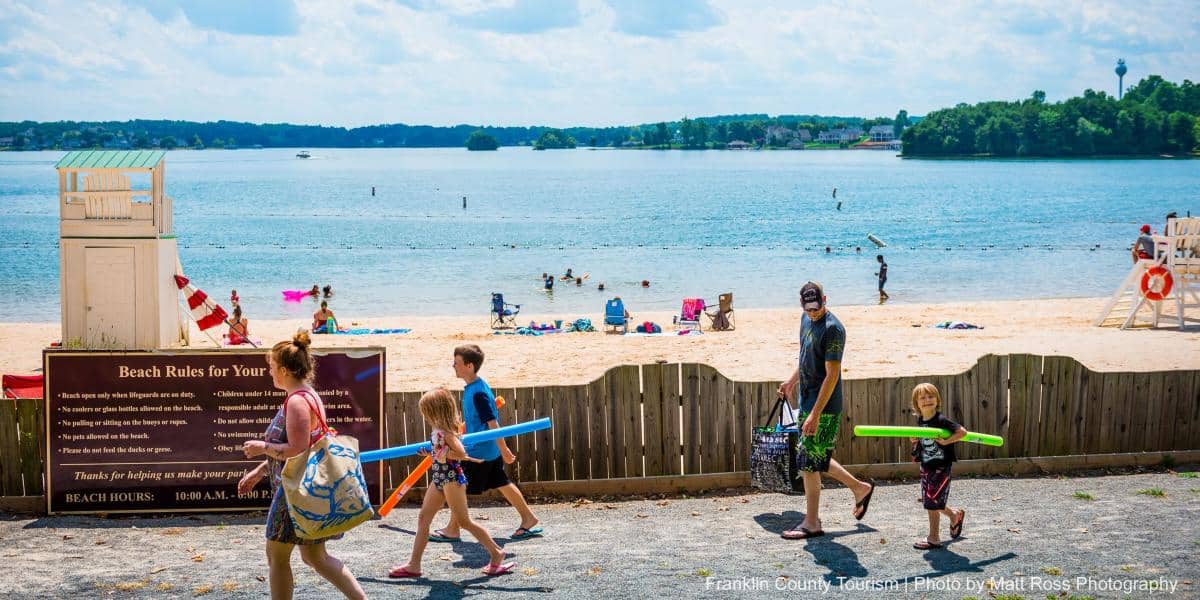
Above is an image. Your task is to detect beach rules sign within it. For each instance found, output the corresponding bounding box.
[42,348,384,514]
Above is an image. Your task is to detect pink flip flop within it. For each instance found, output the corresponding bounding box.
[387,565,423,578]
[481,561,516,576]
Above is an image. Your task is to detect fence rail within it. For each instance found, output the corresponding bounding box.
[3,354,1198,507]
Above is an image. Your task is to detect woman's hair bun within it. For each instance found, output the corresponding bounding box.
[292,329,311,349]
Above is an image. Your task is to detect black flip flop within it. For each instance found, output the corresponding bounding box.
[950,510,965,539]
[781,527,825,540]
[854,482,876,520]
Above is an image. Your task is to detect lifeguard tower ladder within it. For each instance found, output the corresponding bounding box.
[1094,217,1200,330]
[56,150,187,349]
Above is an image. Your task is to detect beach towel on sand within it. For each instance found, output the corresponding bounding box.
[931,321,984,330]
[331,328,411,335]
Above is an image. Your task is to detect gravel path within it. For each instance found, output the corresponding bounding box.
[2,469,1197,599]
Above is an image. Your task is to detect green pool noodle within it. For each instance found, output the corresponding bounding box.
[852,425,1004,447]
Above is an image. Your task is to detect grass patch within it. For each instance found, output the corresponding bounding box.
[1040,566,1062,576]
[1176,471,1198,479]
[695,568,713,577]
[1137,488,1166,497]
[1073,491,1094,501]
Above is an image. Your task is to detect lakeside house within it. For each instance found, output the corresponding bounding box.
[725,140,752,150]
[787,139,805,149]
[869,125,896,142]
[817,127,863,144]
[797,129,812,142]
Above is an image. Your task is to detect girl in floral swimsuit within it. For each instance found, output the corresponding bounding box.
[388,388,516,579]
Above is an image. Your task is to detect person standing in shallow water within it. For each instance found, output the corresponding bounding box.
[778,282,875,540]
[238,332,366,599]
[876,255,889,301]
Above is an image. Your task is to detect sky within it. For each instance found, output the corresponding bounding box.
[0,0,1197,127]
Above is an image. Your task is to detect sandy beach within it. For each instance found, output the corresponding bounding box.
[4,297,1197,392]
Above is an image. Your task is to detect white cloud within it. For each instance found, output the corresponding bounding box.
[0,0,1196,126]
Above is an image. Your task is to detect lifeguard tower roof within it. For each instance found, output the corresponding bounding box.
[56,149,165,170]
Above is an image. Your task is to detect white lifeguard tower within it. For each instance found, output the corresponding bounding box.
[56,150,186,349]
[1095,217,1200,330]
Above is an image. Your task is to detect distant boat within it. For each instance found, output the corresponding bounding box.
[296,150,311,158]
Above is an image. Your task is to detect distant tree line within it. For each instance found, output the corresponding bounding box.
[902,75,1200,157]
[0,113,888,151]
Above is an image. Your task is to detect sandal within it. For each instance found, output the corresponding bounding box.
[428,528,461,543]
[913,539,943,550]
[854,482,876,520]
[511,526,544,540]
[387,565,423,578]
[950,510,965,539]
[481,561,516,576]
[780,527,825,540]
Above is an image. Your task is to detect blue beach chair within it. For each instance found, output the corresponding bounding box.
[604,297,630,334]
[490,293,521,329]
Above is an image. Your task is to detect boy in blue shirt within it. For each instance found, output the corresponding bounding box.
[430,344,543,542]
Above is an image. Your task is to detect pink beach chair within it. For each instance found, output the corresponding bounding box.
[675,298,706,331]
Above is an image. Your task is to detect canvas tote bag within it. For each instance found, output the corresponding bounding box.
[749,395,804,495]
[280,390,374,539]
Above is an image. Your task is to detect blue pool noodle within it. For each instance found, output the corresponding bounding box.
[360,417,552,464]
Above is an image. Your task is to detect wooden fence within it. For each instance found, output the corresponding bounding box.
[378,354,1200,488]
[2,354,1198,506]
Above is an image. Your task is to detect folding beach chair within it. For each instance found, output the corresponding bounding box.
[674,298,705,331]
[705,292,735,331]
[490,293,521,329]
[604,297,630,334]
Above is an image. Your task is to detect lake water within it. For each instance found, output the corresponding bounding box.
[1,148,1195,323]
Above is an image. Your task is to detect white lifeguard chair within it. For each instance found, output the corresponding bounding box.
[1094,217,1200,330]
[57,150,187,349]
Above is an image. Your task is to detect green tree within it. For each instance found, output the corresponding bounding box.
[191,134,204,149]
[211,137,225,148]
[465,130,499,150]
[160,135,178,149]
[533,129,575,150]
[893,110,909,138]
[694,120,709,148]
[1167,111,1196,152]
[654,122,669,148]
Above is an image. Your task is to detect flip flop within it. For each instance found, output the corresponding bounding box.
[387,565,423,578]
[481,561,516,576]
[780,527,825,540]
[511,526,544,540]
[913,539,943,550]
[950,510,965,539]
[854,482,876,520]
[428,529,461,543]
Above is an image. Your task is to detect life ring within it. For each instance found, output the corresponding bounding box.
[1140,266,1174,301]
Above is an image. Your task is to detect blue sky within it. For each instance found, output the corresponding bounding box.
[1,0,1196,127]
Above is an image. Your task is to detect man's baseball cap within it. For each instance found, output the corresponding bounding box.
[1140,224,1151,234]
[800,281,825,311]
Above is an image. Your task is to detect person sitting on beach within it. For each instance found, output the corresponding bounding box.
[322,284,333,298]
[228,306,250,345]
[309,285,320,297]
[1132,224,1155,263]
[313,301,336,333]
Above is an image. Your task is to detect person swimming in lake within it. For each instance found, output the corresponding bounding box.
[575,277,582,286]
[543,274,554,291]
[562,268,574,280]
[309,285,320,297]
[322,284,333,298]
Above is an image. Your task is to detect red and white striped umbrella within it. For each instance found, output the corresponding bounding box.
[174,274,229,332]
